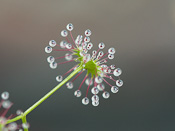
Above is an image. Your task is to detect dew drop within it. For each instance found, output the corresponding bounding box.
[45,46,52,53]
[61,30,68,37]
[16,110,23,115]
[97,83,105,91]
[82,97,89,105]
[0,117,7,125]
[108,47,116,54]
[47,56,55,63]
[49,62,57,69]
[108,54,114,59]
[84,36,90,43]
[74,90,82,97]
[49,40,57,47]
[113,68,122,76]
[8,122,17,130]
[2,100,11,109]
[87,43,93,49]
[66,23,74,31]
[85,78,93,86]
[91,95,99,102]
[95,76,103,84]
[65,53,72,61]
[85,29,91,36]
[91,87,99,95]
[110,64,116,69]
[1,92,9,100]
[111,86,119,93]
[66,82,73,89]
[102,91,110,99]
[56,75,63,82]
[60,41,67,48]
[66,43,72,49]
[116,79,123,87]
[98,42,105,49]
[92,101,99,106]
[92,50,97,55]
[22,122,30,129]
[98,51,104,56]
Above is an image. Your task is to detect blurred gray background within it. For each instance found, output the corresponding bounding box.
[0,0,175,131]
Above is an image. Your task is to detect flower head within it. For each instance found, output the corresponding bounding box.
[45,23,123,106]
[0,92,29,130]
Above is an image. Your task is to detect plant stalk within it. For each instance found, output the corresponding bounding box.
[6,65,83,125]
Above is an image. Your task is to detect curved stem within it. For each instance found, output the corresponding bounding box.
[21,115,28,131]
[6,65,83,125]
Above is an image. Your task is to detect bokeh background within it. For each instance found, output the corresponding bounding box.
[0,0,175,131]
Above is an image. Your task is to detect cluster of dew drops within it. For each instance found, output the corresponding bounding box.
[0,92,30,131]
[45,23,123,106]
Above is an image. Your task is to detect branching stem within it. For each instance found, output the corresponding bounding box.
[6,65,83,128]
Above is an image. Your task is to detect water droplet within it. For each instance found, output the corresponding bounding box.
[84,36,90,43]
[49,62,57,69]
[113,68,122,76]
[108,54,114,59]
[66,43,72,49]
[108,47,116,54]
[65,53,72,61]
[91,87,99,94]
[97,83,105,91]
[98,42,105,49]
[66,82,73,89]
[102,91,110,99]
[2,100,11,109]
[95,76,103,84]
[82,97,89,105]
[92,101,99,106]
[8,122,17,130]
[47,56,55,63]
[22,122,30,129]
[85,78,93,86]
[98,51,104,56]
[66,23,73,31]
[116,79,123,87]
[74,90,81,97]
[1,92,9,100]
[87,43,93,49]
[45,46,52,53]
[49,40,57,47]
[60,41,67,48]
[16,110,23,115]
[110,64,116,69]
[0,117,7,125]
[85,29,91,36]
[92,50,97,55]
[75,35,83,45]
[91,95,99,102]
[61,30,68,37]
[56,75,63,82]
[111,86,119,93]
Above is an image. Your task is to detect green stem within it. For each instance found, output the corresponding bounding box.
[6,65,83,125]
[21,115,28,131]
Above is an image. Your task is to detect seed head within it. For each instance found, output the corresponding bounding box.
[45,23,123,106]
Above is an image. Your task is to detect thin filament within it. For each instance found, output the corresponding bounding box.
[71,71,83,82]
[78,75,88,90]
[55,53,72,59]
[69,31,76,47]
[103,78,112,87]
[63,65,78,76]
[86,78,92,97]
